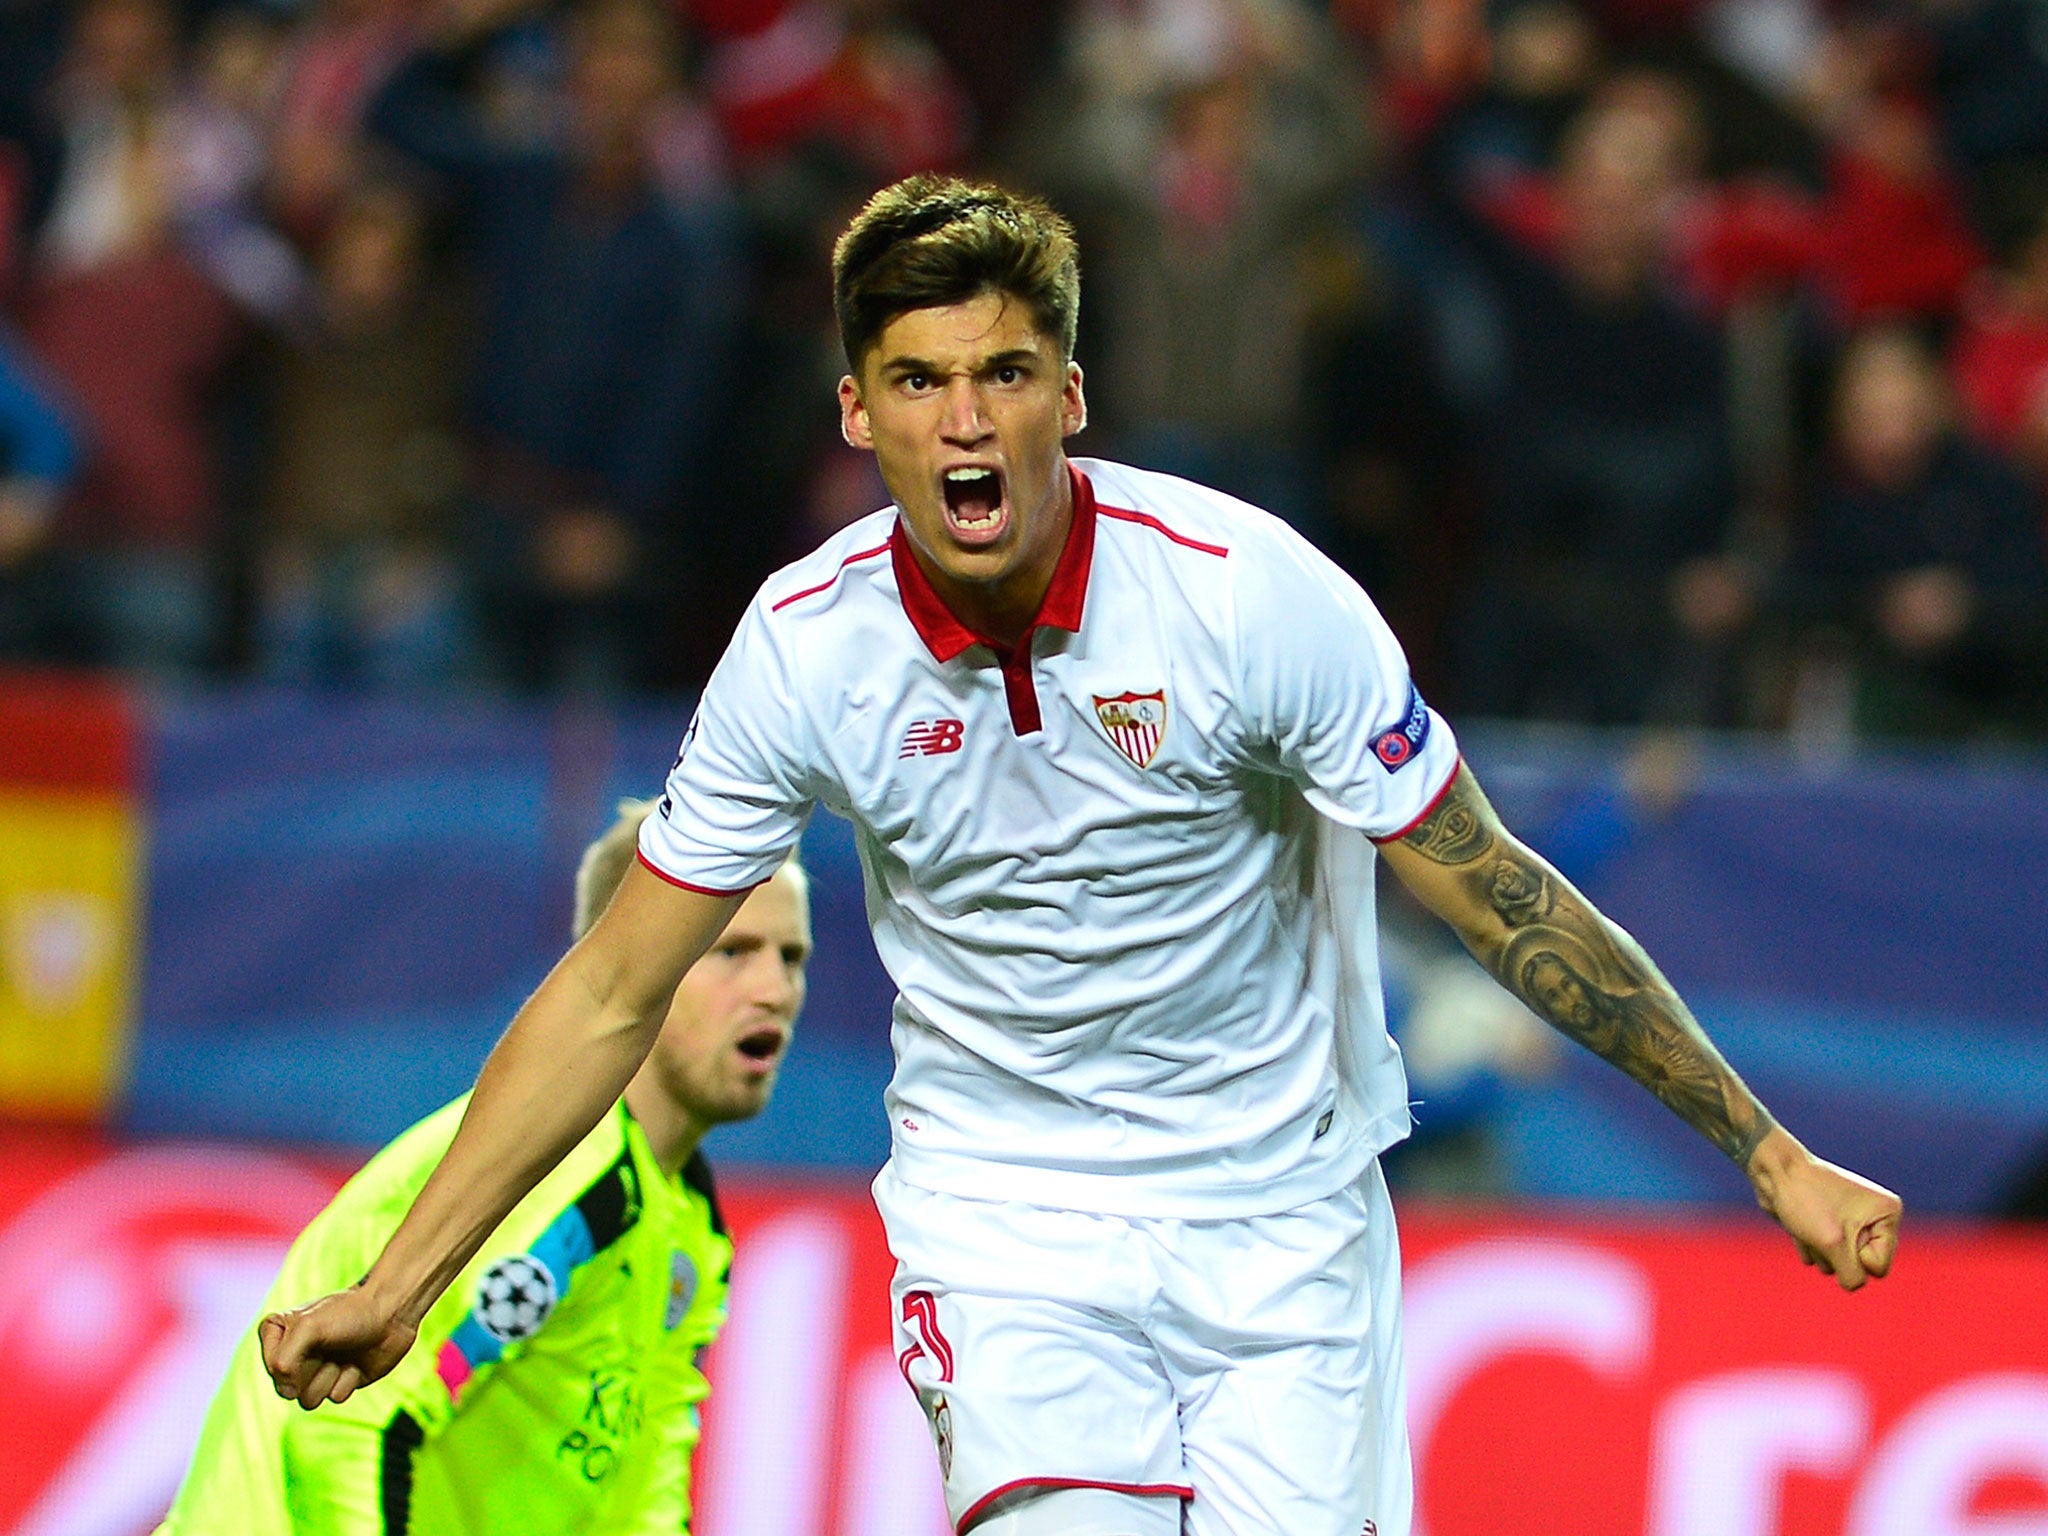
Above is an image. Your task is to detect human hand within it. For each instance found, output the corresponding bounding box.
[260,1287,419,1411]
[1746,1127,1902,1291]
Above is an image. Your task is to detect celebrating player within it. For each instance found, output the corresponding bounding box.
[160,802,809,1535]
[262,177,1901,1536]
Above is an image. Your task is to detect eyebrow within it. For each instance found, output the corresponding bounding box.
[879,347,1043,379]
[720,931,812,955]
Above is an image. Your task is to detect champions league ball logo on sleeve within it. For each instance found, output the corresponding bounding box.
[1372,684,1431,772]
[476,1254,559,1343]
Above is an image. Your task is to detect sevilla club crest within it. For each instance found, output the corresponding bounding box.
[1094,689,1168,768]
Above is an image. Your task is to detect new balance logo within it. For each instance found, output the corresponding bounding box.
[900,719,966,757]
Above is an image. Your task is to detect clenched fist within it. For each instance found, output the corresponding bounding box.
[1748,1128,1903,1292]
[260,1287,419,1410]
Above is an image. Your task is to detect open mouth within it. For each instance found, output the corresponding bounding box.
[941,466,1007,542]
[736,1028,785,1064]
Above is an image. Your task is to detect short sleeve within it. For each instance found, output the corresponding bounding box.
[639,596,817,894]
[1234,523,1459,840]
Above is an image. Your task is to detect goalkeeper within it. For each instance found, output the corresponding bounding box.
[156,802,811,1534]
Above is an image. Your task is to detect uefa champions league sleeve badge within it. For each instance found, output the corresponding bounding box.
[475,1253,558,1343]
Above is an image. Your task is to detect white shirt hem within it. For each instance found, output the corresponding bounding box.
[881,1113,1407,1220]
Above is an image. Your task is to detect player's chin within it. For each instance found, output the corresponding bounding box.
[717,1071,779,1121]
[924,535,1012,586]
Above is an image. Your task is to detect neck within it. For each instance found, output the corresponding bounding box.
[622,1074,706,1178]
[921,465,1074,649]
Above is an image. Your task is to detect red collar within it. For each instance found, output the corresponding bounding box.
[890,462,1096,661]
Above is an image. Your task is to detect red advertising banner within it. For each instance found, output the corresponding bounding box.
[1396,1211,2048,1536]
[0,1127,352,1536]
[1,1134,2044,1536]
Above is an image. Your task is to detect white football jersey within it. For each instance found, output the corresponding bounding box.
[641,459,1460,1217]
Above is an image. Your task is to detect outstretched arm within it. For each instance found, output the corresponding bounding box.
[261,864,743,1408]
[1378,762,1901,1289]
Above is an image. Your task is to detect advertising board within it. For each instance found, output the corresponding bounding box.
[3,1140,2040,1536]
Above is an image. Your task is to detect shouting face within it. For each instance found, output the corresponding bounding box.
[839,290,1086,641]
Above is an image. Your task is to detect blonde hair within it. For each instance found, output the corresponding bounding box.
[572,799,808,940]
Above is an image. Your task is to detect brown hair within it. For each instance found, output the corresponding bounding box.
[832,175,1081,374]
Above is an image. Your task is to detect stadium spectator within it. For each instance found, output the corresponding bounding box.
[1697,23,1982,327]
[1015,0,1374,534]
[1406,0,1604,190]
[156,803,811,1535]
[265,0,420,242]
[1951,186,2048,477]
[0,0,2031,758]
[0,320,85,662]
[694,0,971,179]
[1335,0,1492,174]
[253,178,472,688]
[1442,80,1754,723]
[684,136,876,682]
[172,5,309,324]
[367,0,744,694]
[684,0,975,681]
[1790,324,2048,738]
[1803,83,1983,328]
[14,0,253,674]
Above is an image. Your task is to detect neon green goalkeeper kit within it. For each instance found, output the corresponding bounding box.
[157,1095,733,1534]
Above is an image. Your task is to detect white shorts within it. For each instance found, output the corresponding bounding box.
[873,1158,1412,1536]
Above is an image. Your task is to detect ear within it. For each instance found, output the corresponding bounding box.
[838,375,872,450]
[1061,361,1087,439]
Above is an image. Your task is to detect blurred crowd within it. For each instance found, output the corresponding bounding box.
[0,0,2045,736]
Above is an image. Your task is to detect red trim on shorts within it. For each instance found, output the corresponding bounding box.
[1370,755,1463,845]
[899,1290,956,1383]
[1096,504,1230,557]
[633,850,757,898]
[770,540,893,612]
[957,1478,1195,1534]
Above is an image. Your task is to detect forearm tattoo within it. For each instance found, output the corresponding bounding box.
[1402,775,1776,1168]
